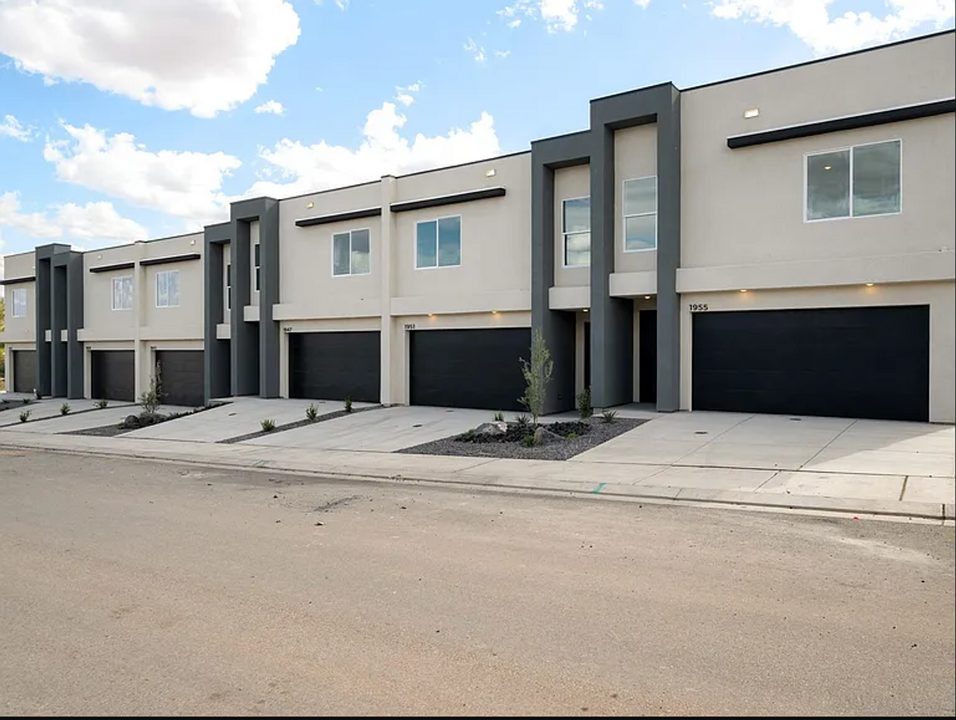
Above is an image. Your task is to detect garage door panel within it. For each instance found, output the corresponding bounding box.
[289,332,380,403]
[91,350,135,402]
[410,328,530,411]
[692,306,929,422]
[155,350,205,407]
[12,350,37,394]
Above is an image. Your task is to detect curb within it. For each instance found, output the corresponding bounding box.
[0,436,949,522]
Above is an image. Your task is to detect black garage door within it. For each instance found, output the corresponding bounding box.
[13,350,37,394]
[91,350,135,402]
[289,332,380,403]
[692,306,929,422]
[410,328,531,411]
[155,351,205,407]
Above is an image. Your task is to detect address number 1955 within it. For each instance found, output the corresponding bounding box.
[689,303,709,312]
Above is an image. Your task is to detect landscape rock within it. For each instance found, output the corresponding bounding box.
[474,422,508,437]
[533,426,563,446]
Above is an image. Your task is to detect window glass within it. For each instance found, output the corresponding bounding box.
[853,140,901,217]
[565,232,590,267]
[350,229,371,274]
[563,197,590,233]
[806,149,851,220]
[437,216,461,267]
[625,214,657,252]
[12,288,27,317]
[623,177,657,216]
[156,271,168,307]
[112,276,133,310]
[167,271,180,307]
[332,233,351,276]
[416,220,438,268]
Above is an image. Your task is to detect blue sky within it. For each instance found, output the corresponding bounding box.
[1,0,953,267]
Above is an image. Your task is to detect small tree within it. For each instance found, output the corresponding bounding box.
[140,361,165,415]
[518,328,553,427]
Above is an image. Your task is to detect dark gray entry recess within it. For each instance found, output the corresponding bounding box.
[289,331,380,403]
[409,328,531,411]
[13,350,37,394]
[155,350,205,407]
[639,310,657,404]
[91,350,135,402]
[692,306,930,422]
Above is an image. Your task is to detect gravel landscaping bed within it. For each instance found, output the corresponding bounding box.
[219,404,382,444]
[64,404,224,438]
[398,416,645,461]
[0,399,34,414]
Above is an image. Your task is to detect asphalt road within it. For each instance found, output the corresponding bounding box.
[0,449,953,716]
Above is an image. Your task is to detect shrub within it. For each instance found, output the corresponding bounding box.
[567,432,578,439]
[305,403,319,422]
[518,328,553,427]
[60,403,71,416]
[521,434,536,448]
[516,414,530,426]
[601,410,618,424]
[261,418,277,432]
[140,361,165,415]
[19,410,31,423]
[95,399,109,409]
[344,396,353,413]
[576,387,593,420]
[493,411,505,422]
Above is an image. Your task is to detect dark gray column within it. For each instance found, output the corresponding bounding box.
[257,199,280,398]
[203,222,231,402]
[34,252,52,397]
[589,127,633,409]
[65,251,84,399]
[228,216,257,396]
[530,132,591,414]
[50,262,68,397]
[589,83,682,412]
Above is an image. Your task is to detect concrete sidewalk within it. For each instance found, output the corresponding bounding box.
[1,429,952,522]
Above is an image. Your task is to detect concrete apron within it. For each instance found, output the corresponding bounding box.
[0,432,951,524]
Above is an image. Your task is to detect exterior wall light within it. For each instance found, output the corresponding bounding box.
[744,108,760,119]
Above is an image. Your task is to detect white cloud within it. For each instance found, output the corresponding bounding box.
[1,114,33,142]
[394,81,423,106]
[254,100,286,115]
[246,102,500,198]
[464,37,487,62]
[712,0,955,54]
[495,49,513,58]
[43,123,241,228]
[336,0,351,8]
[0,191,148,244]
[634,0,651,8]
[498,0,606,32]
[0,0,301,118]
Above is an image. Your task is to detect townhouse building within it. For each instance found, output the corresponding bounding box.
[3,31,954,423]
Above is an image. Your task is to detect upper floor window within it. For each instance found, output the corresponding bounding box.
[416,216,461,269]
[111,275,133,311]
[155,270,180,308]
[333,228,371,276]
[563,197,590,267]
[623,177,657,252]
[253,243,261,291]
[806,139,901,221]
[11,287,27,318]
[225,263,232,311]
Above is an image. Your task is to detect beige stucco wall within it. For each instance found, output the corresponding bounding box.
[391,153,531,314]
[682,32,956,272]
[140,233,204,341]
[614,125,657,276]
[553,164,590,289]
[82,244,139,341]
[2,252,37,343]
[679,281,956,423]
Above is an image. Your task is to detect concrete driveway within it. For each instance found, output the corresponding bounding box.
[242,405,509,452]
[572,412,955,501]
[2,404,189,435]
[0,398,135,428]
[123,397,375,443]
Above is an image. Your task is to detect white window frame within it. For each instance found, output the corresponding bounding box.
[622,176,658,253]
[253,243,261,292]
[11,287,27,318]
[111,275,133,311]
[225,262,232,311]
[155,269,180,308]
[803,138,903,223]
[331,227,372,277]
[414,215,463,270]
[562,196,591,268]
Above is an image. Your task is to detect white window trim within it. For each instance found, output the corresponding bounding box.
[225,262,232,312]
[253,243,261,293]
[803,138,903,224]
[331,227,373,277]
[414,214,463,270]
[11,287,27,318]
[111,275,133,311]
[562,196,590,268]
[155,269,180,308]
[622,176,658,254]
